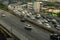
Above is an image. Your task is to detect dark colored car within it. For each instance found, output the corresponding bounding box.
[50,34,58,40]
[50,34,60,40]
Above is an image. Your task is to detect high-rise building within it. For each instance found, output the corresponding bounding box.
[27,2,33,10]
[34,2,43,13]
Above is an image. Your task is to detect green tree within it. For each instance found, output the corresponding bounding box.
[0,3,9,11]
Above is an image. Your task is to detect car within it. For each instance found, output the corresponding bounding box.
[41,15,46,19]
[52,21,57,24]
[54,24,60,30]
[24,24,32,30]
[44,23,51,28]
[1,14,6,17]
[13,10,20,14]
[50,34,58,40]
[35,14,41,19]
[26,14,30,17]
[27,15,35,20]
[37,20,42,24]
[44,19,48,23]
[31,16,35,20]
[20,18,26,22]
[20,19,25,22]
[46,19,51,22]
[56,26,60,30]
[51,19,58,24]
[52,19,57,22]
[42,19,48,23]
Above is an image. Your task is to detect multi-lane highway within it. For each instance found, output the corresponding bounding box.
[0,10,51,40]
[9,8,60,34]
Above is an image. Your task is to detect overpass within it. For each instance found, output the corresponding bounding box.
[9,9,60,35]
[0,9,51,40]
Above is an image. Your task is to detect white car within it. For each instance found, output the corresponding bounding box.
[55,25,60,30]
[31,16,35,20]
[41,19,48,23]
[52,19,56,21]
[37,20,42,24]
[24,24,32,30]
[37,14,41,17]
[44,19,48,23]
[2,14,6,17]
[44,23,51,28]
[28,15,35,20]
[56,27,60,30]
[26,14,30,16]
[13,10,20,14]
[35,14,41,19]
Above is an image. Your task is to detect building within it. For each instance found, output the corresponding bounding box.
[34,2,40,13]
[8,4,22,10]
[47,9,60,13]
[33,2,43,13]
[27,2,33,10]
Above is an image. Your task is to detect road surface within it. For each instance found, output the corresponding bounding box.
[0,10,51,40]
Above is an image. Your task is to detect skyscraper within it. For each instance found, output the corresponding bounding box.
[34,2,43,13]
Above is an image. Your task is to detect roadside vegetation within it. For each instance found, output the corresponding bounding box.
[0,3,9,11]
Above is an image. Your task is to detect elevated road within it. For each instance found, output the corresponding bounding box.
[0,10,50,40]
[9,10,60,35]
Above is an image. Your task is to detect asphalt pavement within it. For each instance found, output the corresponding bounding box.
[0,10,51,40]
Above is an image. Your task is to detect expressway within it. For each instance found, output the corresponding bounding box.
[0,10,51,40]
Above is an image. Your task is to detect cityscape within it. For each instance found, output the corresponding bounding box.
[0,0,60,40]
